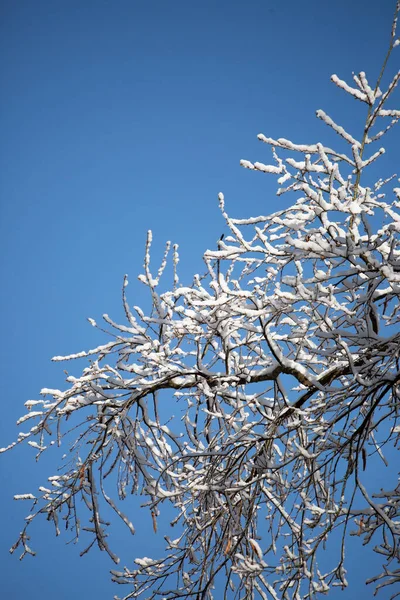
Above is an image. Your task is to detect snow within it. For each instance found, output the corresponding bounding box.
[330,74,367,102]
[316,109,360,147]
[16,411,43,425]
[14,494,36,501]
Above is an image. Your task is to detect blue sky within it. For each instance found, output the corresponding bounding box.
[1,1,399,598]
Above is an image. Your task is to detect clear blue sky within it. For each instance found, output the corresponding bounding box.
[1,1,399,598]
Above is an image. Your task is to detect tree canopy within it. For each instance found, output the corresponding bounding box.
[3,3,400,599]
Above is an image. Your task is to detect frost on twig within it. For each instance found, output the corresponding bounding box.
[3,5,400,600]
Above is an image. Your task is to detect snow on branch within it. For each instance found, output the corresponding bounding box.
[4,5,400,600]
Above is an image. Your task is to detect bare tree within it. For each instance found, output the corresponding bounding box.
[3,3,400,599]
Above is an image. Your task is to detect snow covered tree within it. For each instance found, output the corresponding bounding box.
[3,3,400,599]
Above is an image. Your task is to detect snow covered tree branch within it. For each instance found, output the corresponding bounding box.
[3,3,400,599]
